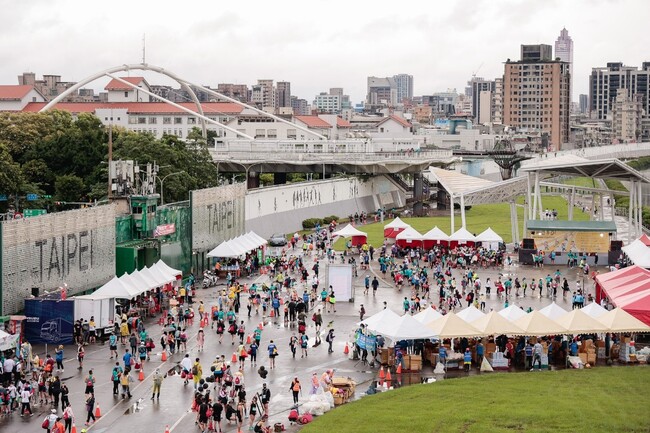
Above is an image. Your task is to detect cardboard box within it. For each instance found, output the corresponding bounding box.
[597,340,605,348]
[587,354,596,364]
[579,353,588,364]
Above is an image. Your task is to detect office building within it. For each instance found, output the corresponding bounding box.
[470,77,496,123]
[393,74,414,103]
[503,44,570,150]
[251,79,276,109]
[492,78,503,124]
[314,92,341,113]
[555,28,573,101]
[579,94,588,114]
[276,81,291,108]
[291,96,310,116]
[216,83,250,103]
[612,88,643,142]
[366,76,397,108]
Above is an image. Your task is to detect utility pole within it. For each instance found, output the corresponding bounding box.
[107,123,113,200]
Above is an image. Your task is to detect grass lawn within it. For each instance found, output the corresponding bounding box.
[334,196,589,248]
[301,368,650,433]
[562,177,598,188]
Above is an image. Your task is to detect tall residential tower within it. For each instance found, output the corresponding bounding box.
[554,28,573,101]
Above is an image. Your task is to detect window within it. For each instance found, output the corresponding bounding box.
[149,117,157,124]
[187,117,197,125]
[255,129,265,139]
[128,116,138,124]
[124,91,129,97]
[138,117,146,124]
[267,129,277,138]
[163,117,171,124]
[174,117,183,124]
[287,129,297,139]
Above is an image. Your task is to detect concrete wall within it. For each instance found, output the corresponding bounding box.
[245,176,405,238]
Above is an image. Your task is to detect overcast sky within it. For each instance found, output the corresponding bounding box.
[2,0,648,104]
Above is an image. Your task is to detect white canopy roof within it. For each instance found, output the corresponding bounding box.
[498,305,528,322]
[513,311,567,336]
[374,315,438,340]
[597,308,650,333]
[140,266,171,287]
[622,239,650,268]
[449,227,475,242]
[470,311,526,336]
[119,272,147,297]
[91,276,139,300]
[556,309,609,333]
[427,312,482,338]
[414,306,443,325]
[147,265,176,285]
[384,217,411,229]
[422,226,449,241]
[456,305,486,322]
[539,302,569,320]
[207,232,267,258]
[154,260,182,278]
[395,226,423,241]
[475,227,503,243]
[247,231,268,246]
[207,240,244,258]
[361,308,401,331]
[332,224,368,238]
[580,302,608,319]
[130,269,159,292]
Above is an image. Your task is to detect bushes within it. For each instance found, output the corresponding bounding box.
[302,215,340,229]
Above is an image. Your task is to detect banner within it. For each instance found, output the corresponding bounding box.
[24,299,74,345]
[356,333,377,351]
[154,223,176,237]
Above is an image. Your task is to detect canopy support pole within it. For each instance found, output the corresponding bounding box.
[628,181,635,243]
[637,181,643,239]
[532,172,539,220]
[460,194,466,229]
[450,195,455,234]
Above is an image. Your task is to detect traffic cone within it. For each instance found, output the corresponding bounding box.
[161,350,167,362]
[139,369,145,381]
[95,403,101,418]
[385,369,392,382]
[379,366,385,379]
[71,424,77,433]
[246,334,252,344]
[270,309,275,318]
[164,425,170,433]
[344,343,349,355]
[231,352,237,363]
[396,363,402,374]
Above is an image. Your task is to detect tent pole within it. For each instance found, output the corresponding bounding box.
[450,195,455,234]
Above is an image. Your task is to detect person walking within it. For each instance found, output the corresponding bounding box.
[84,394,96,426]
[192,358,203,390]
[531,340,543,371]
[109,333,118,359]
[84,370,95,396]
[313,309,323,333]
[60,383,70,411]
[197,328,205,352]
[260,383,271,415]
[289,377,301,405]
[325,329,335,353]
[300,334,309,358]
[111,363,122,396]
[77,343,85,370]
[62,403,74,433]
[267,341,278,369]
[248,395,259,430]
[20,384,33,416]
[310,372,320,394]
[151,368,165,400]
[122,349,132,371]
[289,334,298,359]
[359,304,366,321]
[249,341,258,366]
[55,345,64,372]
[120,368,133,399]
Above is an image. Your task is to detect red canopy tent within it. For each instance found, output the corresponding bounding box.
[617,293,650,326]
[422,226,450,248]
[383,217,411,238]
[332,224,368,247]
[595,265,650,302]
[595,265,650,326]
[395,227,423,248]
[638,233,650,246]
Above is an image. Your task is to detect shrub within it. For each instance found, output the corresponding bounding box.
[302,218,323,229]
[322,215,339,224]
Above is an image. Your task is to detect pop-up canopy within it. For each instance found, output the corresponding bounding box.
[474,227,503,251]
[384,217,411,238]
[395,227,423,248]
[470,311,525,336]
[427,312,481,338]
[448,227,475,247]
[513,311,567,336]
[539,302,569,320]
[555,309,608,333]
[597,307,650,332]
[414,306,443,325]
[456,305,486,322]
[332,224,368,247]
[498,304,527,322]
[422,226,449,248]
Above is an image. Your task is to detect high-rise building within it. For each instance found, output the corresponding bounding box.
[579,94,588,114]
[291,96,310,116]
[492,78,504,124]
[612,88,642,142]
[330,88,351,110]
[276,81,291,108]
[366,76,397,107]
[216,83,250,103]
[251,79,276,109]
[555,28,573,101]
[393,74,414,103]
[470,77,496,123]
[314,92,341,113]
[503,44,571,150]
[589,62,650,140]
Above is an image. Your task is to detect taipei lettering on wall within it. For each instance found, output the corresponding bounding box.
[191,183,246,251]
[33,230,95,282]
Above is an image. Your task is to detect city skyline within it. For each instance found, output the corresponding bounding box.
[2,0,649,103]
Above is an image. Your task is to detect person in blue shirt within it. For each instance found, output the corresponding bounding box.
[438,345,447,367]
[109,333,118,360]
[569,340,578,356]
[267,340,278,369]
[476,342,484,367]
[364,276,370,295]
[55,345,65,372]
[463,348,472,372]
[123,349,132,370]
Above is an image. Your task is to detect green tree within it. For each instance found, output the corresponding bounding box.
[55,174,86,202]
[0,143,25,197]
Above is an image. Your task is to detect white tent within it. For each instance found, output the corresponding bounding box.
[92,276,140,299]
[580,302,608,319]
[474,227,503,251]
[154,260,182,278]
[470,311,526,336]
[119,272,147,296]
[361,308,401,331]
[207,240,244,258]
[374,315,438,340]
[556,309,609,333]
[247,231,268,247]
[456,305,486,322]
[231,234,258,253]
[395,226,423,242]
[422,226,449,245]
[597,308,650,333]
[0,329,19,352]
[130,269,159,293]
[139,266,170,287]
[147,265,176,285]
[384,217,410,230]
[539,302,569,320]
[513,311,567,336]
[448,227,475,244]
[427,312,482,338]
[332,224,367,238]
[414,307,443,325]
[498,305,527,322]
[622,239,650,268]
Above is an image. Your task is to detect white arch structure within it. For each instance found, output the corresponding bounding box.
[40,63,327,141]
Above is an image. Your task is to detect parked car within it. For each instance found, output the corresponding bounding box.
[269,233,288,246]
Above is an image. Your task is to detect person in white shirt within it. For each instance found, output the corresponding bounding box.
[3,357,16,383]
[180,354,193,385]
[20,386,33,416]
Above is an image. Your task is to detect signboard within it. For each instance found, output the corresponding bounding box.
[355,333,377,351]
[153,223,176,237]
[1,205,116,315]
[24,209,47,218]
[24,299,74,345]
[191,183,246,252]
[328,264,354,302]
[530,230,610,253]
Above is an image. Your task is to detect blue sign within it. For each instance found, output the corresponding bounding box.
[24,299,74,345]
[0,194,7,201]
[26,193,39,201]
[356,333,377,351]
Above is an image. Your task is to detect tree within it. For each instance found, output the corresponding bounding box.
[0,143,25,202]
[55,174,86,202]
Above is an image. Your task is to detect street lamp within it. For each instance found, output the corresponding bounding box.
[157,171,184,205]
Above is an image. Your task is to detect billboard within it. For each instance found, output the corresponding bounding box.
[24,299,74,345]
[1,205,116,315]
[531,230,610,253]
[191,183,246,252]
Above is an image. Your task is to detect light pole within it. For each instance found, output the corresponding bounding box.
[157,171,184,205]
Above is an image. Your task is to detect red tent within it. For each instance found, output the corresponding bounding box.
[383,217,411,239]
[395,227,423,249]
[638,233,650,247]
[595,265,650,326]
[619,294,650,326]
[595,265,650,302]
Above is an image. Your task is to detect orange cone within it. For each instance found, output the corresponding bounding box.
[164,425,170,433]
[270,309,275,318]
[246,334,252,344]
[71,424,77,433]
[396,363,402,374]
[344,343,349,355]
[385,369,392,382]
[139,369,145,381]
[231,352,237,363]
[95,403,102,418]
[379,366,385,379]
[161,350,167,362]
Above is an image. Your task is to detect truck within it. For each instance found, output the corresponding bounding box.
[74,296,116,339]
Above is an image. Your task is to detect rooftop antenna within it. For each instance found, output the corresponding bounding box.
[142,34,146,64]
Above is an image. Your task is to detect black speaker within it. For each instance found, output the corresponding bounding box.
[610,241,623,252]
[522,238,535,249]
[518,249,538,265]
[31,287,40,297]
